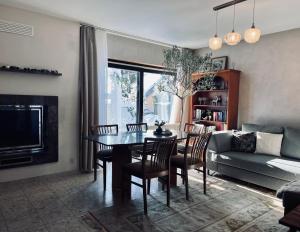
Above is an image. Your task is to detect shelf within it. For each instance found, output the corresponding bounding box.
[0,67,62,76]
[193,104,227,109]
[196,89,228,93]
[192,119,226,124]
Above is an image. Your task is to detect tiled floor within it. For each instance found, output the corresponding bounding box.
[0,165,163,232]
[0,167,284,232]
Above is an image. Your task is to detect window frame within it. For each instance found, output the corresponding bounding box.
[107,59,173,123]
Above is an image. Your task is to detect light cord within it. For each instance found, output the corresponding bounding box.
[215,11,219,36]
[252,0,256,27]
[232,3,236,31]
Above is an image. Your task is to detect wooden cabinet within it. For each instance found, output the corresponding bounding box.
[189,69,240,130]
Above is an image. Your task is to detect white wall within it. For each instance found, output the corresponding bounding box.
[0,5,80,182]
[197,28,300,128]
[107,34,168,66]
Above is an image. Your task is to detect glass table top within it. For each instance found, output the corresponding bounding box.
[85,130,188,146]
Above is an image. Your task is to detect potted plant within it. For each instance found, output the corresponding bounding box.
[157,46,214,130]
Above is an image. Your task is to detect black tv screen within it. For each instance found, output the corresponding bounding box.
[0,105,43,152]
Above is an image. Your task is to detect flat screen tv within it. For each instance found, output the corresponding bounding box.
[0,105,43,154]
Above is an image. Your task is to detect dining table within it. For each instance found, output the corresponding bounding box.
[85,129,188,195]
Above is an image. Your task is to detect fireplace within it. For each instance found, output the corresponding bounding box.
[0,94,58,169]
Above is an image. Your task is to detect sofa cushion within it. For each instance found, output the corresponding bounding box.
[255,132,283,156]
[216,151,300,181]
[281,127,300,160]
[207,131,233,153]
[232,131,256,153]
[242,123,283,134]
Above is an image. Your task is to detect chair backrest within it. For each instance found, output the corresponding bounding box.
[184,123,205,134]
[126,123,148,132]
[90,124,118,151]
[184,133,212,163]
[90,124,118,135]
[142,136,177,171]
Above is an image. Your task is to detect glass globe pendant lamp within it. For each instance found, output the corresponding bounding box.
[244,0,261,43]
[224,3,241,46]
[209,11,222,50]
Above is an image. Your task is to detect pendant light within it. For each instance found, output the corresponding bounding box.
[224,3,241,46]
[244,0,261,43]
[209,11,222,50]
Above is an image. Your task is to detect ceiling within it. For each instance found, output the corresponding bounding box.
[0,0,300,48]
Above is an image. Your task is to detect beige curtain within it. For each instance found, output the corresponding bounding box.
[169,97,190,130]
[79,26,99,172]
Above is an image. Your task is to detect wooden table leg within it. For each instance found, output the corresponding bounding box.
[112,145,131,196]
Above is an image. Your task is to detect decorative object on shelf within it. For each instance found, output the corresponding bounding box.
[196,75,216,90]
[153,120,172,136]
[198,97,208,105]
[209,10,222,51]
[0,65,62,76]
[212,56,228,71]
[224,3,241,46]
[209,0,261,50]
[212,96,222,106]
[157,46,215,130]
[244,0,261,44]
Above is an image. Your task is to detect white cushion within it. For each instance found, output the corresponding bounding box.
[255,132,283,156]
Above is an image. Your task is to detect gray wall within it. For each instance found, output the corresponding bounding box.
[0,5,80,182]
[107,34,168,66]
[197,28,300,128]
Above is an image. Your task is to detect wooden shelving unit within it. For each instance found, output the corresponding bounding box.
[189,69,240,130]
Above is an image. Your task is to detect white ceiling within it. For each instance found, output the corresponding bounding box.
[0,0,300,48]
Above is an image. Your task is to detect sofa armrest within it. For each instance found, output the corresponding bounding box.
[207,131,233,154]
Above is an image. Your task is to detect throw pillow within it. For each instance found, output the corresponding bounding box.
[232,131,256,153]
[255,132,283,156]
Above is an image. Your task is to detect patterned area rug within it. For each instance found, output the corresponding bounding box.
[82,175,288,232]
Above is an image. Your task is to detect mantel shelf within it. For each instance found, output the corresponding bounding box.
[0,67,62,77]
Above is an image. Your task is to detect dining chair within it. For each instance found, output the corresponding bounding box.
[122,136,177,214]
[126,123,148,161]
[126,123,148,132]
[90,124,118,190]
[177,123,205,154]
[171,132,212,200]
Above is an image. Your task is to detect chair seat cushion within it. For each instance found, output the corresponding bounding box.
[123,161,167,178]
[177,143,192,154]
[171,154,202,168]
[216,151,300,181]
[96,149,113,161]
[177,143,186,154]
[130,144,144,157]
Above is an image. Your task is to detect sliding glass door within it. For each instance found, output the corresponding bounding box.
[104,61,174,130]
[143,72,173,125]
[106,67,138,129]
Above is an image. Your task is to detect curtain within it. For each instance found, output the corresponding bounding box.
[169,97,190,130]
[95,30,108,125]
[79,26,99,172]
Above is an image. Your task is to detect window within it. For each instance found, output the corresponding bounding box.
[104,60,174,129]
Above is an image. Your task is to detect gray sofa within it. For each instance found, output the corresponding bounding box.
[207,123,300,190]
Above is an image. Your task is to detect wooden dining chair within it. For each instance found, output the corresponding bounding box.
[90,124,118,190]
[171,132,212,200]
[126,123,148,132]
[177,123,205,154]
[122,136,177,214]
[126,123,148,161]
